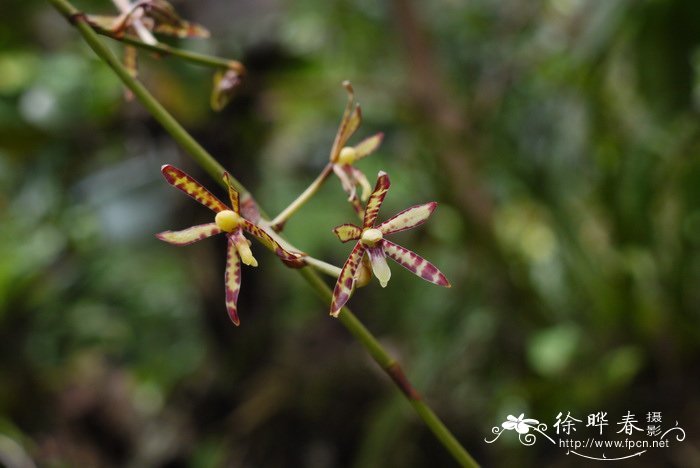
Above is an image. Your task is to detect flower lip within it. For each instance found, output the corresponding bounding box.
[360,228,383,246]
[215,210,241,232]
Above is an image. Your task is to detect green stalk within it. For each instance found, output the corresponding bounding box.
[48,1,479,465]
[94,28,244,72]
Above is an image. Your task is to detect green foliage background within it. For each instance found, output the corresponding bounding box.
[1,0,700,466]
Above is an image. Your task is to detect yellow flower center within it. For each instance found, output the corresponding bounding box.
[337,146,357,165]
[360,228,383,247]
[215,210,241,232]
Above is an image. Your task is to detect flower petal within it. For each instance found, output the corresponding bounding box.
[382,240,451,287]
[367,246,391,288]
[329,81,361,162]
[353,132,383,161]
[211,66,244,112]
[156,222,221,246]
[332,224,362,243]
[330,242,366,317]
[363,171,390,228]
[241,219,302,263]
[502,421,517,430]
[350,166,372,202]
[225,235,242,325]
[239,193,261,224]
[223,171,240,214]
[132,17,158,45]
[141,0,210,38]
[332,164,357,201]
[378,202,437,235]
[161,165,229,213]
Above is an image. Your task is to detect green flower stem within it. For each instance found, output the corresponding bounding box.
[299,268,478,468]
[302,255,342,278]
[94,28,244,72]
[48,2,478,465]
[268,163,334,232]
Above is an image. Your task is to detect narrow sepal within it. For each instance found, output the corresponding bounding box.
[329,81,362,162]
[239,193,261,224]
[333,164,357,201]
[241,219,303,263]
[211,67,243,111]
[382,240,451,287]
[141,0,210,38]
[332,224,362,242]
[363,171,390,228]
[378,202,437,235]
[330,242,366,317]
[353,132,383,161]
[161,164,228,213]
[225,235,242,325]
[156,222,221,246]
[366,246,391,287]
[223,171,240,213]
[350,166,372,201]
[153,22,210,38]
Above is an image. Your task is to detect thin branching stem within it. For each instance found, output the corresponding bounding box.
[47,1,479,465]
[94,27,244,72]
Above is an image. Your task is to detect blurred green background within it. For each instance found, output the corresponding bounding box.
[2,0,700,466]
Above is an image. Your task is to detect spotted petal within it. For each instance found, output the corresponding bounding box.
[161,164,229,213]
[156,222,221,246]
[330,242,366,317]
[329,81,362,162]
[241,219,302,262]
[378,202,437,235]
[225,234,242,325]
[363,171,390,228]
[353,132,383,161]
[223,171,240,214]
[332,224,362,243]
[382,240,451,287]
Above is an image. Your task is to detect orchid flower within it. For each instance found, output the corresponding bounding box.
[88,0,209,81]
[330,171,451,316]
[328,81,384,215]
[156,165,300,325]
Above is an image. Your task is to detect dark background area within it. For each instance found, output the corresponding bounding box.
[1,0,700,466]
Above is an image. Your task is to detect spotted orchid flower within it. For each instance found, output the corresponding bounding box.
[156,165,300,325]
[88,0,209,83]
[330,171,451,316]
[329,81,384,215]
